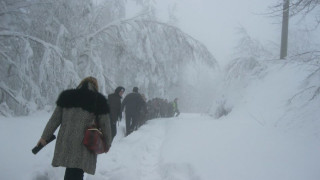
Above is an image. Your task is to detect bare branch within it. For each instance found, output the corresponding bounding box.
[268,0,320,19]
[287,85,316,104]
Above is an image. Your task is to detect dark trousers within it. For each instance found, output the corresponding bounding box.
[110,116,117,139]
[111,121,117,138]
[125,111,138,136]
[64,168,84,180]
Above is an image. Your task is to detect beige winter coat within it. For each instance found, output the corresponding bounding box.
[41,88,112,174]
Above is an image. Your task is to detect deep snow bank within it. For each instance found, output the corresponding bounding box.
[211,59,320,139]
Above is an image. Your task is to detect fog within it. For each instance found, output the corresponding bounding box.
[127,0,320,65]
[126,0,277,64]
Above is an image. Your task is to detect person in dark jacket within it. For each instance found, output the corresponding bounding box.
[35,76,112,180]
[108,86,125,139]
[121,87,146,136]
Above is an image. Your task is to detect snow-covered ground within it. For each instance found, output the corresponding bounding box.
[1,60,320,180]
[0,112,319,180]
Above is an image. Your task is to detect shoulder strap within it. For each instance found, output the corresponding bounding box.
[93,92,100,128]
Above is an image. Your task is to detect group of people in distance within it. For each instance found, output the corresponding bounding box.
[108,86,180,137]
[35,77,180,180]
[146,97,180,120]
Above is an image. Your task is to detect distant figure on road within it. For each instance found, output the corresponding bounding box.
[172,98,180,117]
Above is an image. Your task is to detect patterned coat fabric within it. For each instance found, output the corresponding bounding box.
[41,88,112,175]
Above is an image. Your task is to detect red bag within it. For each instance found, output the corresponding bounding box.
[83,123,108,154]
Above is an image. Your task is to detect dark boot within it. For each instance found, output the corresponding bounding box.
[64,168,84,180]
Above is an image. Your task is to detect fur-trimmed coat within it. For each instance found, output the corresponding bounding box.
[41,88,112,175]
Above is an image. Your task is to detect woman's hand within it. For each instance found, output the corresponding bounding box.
[37,138,47,146]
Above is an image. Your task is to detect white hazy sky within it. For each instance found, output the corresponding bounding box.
[126,0,281,65]
[126,0,320,66]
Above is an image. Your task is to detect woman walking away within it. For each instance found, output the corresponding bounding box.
[35,77,112,180]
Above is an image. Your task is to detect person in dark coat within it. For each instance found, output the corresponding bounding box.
[121,87,146,136]
[35,77,112,179]
[108,86,125,139]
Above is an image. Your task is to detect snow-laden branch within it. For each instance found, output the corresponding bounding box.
[0,83,20,104]
[87,13,206,50]
[0,31,62,56]
[0,49,18,68]
[134,19,206,48]
[86,12,149,39]
[0,1,52,16]
[86,15,214,63]
[88,0,113,32]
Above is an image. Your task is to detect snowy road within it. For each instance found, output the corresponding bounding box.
[91,113,320,180]
[0,112,319,180]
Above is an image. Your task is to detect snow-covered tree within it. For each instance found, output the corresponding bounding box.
[0,0,218,116]
[210,28,275,118]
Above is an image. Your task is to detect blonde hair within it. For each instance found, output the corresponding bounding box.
[77,76,99,91]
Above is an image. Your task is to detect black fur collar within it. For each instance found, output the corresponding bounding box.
[56,88,109,115]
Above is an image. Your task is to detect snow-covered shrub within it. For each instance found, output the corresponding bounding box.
[209,28,274,118]
[213,99,232,118]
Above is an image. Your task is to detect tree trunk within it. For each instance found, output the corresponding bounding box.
[280,0,289,59]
